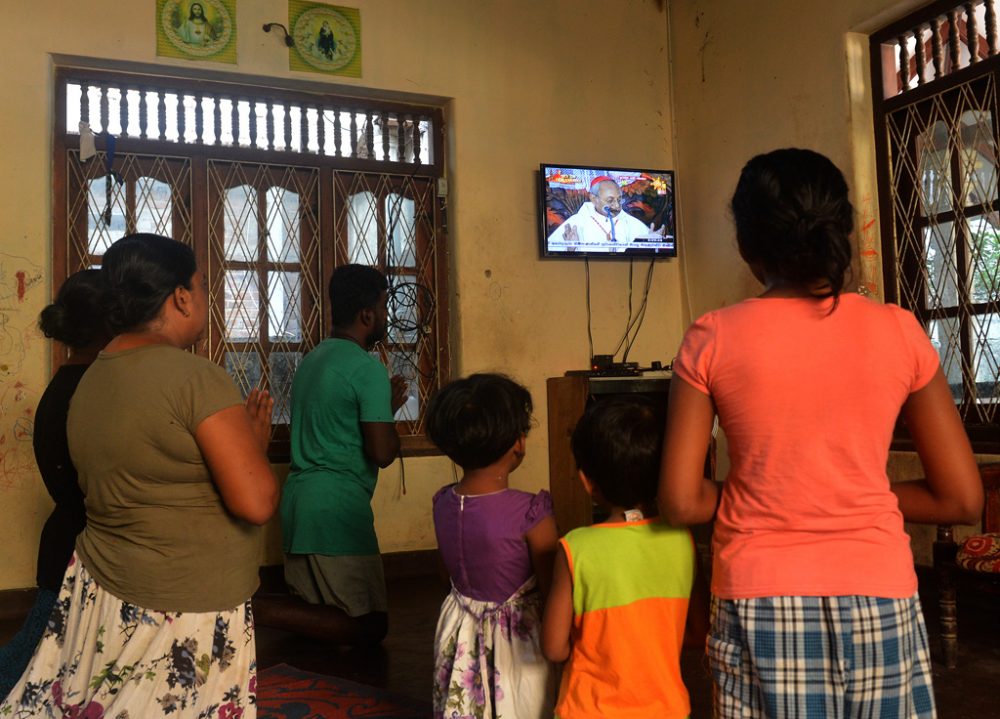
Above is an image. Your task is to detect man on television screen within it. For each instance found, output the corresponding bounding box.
[547,175,664,251]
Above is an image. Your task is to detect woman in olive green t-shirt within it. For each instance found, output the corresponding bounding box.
[2,234,279,718]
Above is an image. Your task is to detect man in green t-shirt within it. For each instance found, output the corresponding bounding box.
[256,264,406,645]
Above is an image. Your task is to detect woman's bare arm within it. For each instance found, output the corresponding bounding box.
[892,369,982,524]
[196,391,279,525]
[659,376,719,525]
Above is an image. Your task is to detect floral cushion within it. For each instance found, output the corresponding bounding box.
[956,533,1000,573]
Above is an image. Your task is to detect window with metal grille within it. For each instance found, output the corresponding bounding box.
[872,0,1000,452]
[53,67,449,458]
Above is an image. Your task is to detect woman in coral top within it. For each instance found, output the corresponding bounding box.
[659,148,983,719]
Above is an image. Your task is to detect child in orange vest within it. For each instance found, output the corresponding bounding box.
[542,396,708,718]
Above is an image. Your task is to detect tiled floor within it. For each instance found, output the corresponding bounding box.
[3,569,997,717]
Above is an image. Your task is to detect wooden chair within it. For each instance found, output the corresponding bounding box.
[933,463,1000,668]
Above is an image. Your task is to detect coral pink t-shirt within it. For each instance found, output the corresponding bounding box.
[673,294,940,599]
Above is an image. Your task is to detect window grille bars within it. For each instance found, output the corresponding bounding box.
[65,79,435,168]
[875,0,1000,98]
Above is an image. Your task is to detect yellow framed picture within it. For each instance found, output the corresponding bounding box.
[157,0,237,64]
[289,2,361,78]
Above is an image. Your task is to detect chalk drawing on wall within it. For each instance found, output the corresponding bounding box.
[0,253,43,378]
[0,253,44,303]
[858,195,881,299]
[0,253,44,489]
[0,381,39,490]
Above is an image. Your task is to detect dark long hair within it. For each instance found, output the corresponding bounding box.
[38,269,109,349]
[731,148,854,299]
[101,234,196,334]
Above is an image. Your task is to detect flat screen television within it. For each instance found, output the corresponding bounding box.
[539,163,677,259]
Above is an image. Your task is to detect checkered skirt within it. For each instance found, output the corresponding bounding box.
[708,594,935,719]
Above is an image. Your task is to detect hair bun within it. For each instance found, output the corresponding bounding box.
[794,212,818,241]
[731,148,854,297]
[37,269,109,348]
[38,303,67,339]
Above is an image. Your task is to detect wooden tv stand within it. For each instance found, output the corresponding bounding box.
[546,373,678,535]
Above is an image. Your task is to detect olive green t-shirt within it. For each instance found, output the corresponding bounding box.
[68,344,258,612]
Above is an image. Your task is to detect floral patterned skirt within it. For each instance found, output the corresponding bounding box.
[0,554,257,719]
[432,578,555,719]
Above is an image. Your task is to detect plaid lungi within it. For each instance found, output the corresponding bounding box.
[708,594,935,719]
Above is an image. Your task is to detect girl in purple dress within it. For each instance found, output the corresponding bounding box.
[426,374,558,719]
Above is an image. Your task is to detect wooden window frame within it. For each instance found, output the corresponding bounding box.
[52,66,450,460]
[871,0,1000,454]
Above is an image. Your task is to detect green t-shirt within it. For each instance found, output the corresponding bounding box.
[281,338,394,555]
[68,344,258,612]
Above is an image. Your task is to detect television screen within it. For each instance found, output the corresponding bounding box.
[539,163,677,259]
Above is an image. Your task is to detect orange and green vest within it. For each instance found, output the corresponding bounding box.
[555,518,694,719]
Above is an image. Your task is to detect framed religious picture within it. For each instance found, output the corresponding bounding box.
[157,0,237,64]
[289,2,361,78]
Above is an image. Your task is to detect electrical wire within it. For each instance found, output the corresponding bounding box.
[612,259,637,358]
[377,183,439,385]
[623,260,655,361]
[397,446,407,495]
[323,127,440,385]
[379,187,439,498]
[622,259,656,363]
[585,257,594,361]
[588,255,656,365]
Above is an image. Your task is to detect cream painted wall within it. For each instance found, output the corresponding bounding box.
[667,0,998,565]
[0,0,683,589]
[666,0,929,319]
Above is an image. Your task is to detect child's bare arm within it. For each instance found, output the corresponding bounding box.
[683,547,710,650]
[526,515,558,600]
[893,369,982,524]
[541,543,573,663]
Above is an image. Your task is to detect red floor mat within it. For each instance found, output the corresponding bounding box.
[257,663,430,719]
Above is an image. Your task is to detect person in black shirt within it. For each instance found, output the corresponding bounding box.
[0,269,110,696]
